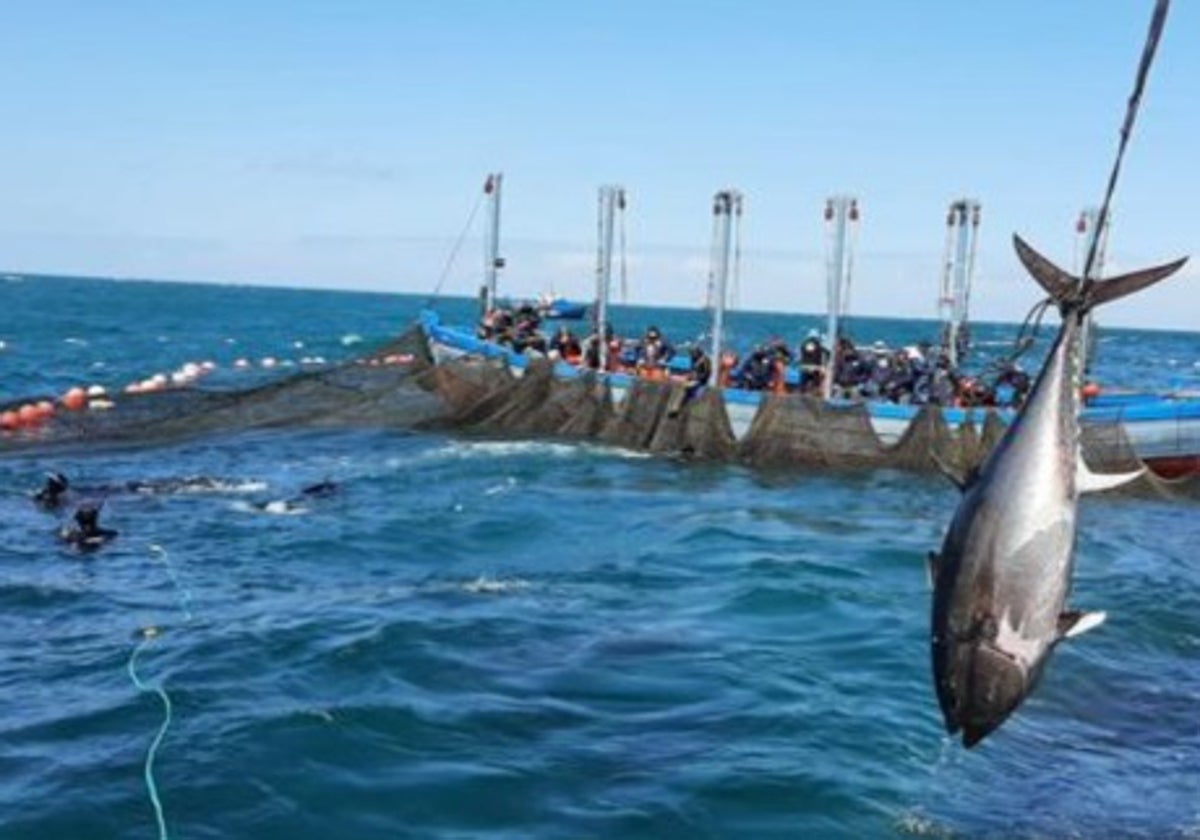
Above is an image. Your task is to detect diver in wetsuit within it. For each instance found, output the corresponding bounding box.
[59,503,118,550]
[300,480,339,498]
[33,472,70,509]
[248,479,341,513]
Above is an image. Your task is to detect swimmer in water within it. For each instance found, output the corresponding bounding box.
[249,479,340,513]
[59,503,118,550]
[300,479,339,498]
[33,471,70,509]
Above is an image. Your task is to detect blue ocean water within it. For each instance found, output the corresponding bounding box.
[1,274,1198,839]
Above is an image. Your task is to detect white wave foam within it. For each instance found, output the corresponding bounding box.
[893,809,954,838]
[131,478,268,495]
[197,479,268,494]
[483,477,518,496]
[230,499,308,516]
[457,440,581,459]
[459,576,530,594]
[376,439,652,474]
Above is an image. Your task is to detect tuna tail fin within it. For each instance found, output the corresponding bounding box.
[1086,255,1188,309]
[1012,234,1187,313]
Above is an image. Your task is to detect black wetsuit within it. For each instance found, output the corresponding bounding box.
[60,505,118,550]
[33,472,70,509]
[301,480,339,498]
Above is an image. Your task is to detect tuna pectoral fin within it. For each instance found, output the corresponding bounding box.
[1058,610,1107,640]
[1078,457,1145,494]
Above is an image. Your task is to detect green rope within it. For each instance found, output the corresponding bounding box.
[149,544,193,622]
[128,628,172,840]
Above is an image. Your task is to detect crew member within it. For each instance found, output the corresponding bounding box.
[799,331,826,393]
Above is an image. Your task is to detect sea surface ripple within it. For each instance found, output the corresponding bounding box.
[0,276,1197,838]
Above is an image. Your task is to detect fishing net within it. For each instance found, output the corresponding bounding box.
[455,359,565,436]
[738,395,885,470]
[600,379,674,451]
[4,323,1198,499]
[875,405,959,473]
[417,358,513,424]
[553,373,614,440]
[1081,414,1200,500]
[0,326,451,454]
[647,386,738,461]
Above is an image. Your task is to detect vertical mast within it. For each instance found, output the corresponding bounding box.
[1074,207,1110,372]
[618,189,629,304]
[708,189,742,387]
[483,172,504,313]
[822,196,860,400]
[594,185,623,369]
[937,198,981,370]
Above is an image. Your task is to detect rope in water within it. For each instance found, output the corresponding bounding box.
[125,543,194,840]
[127,628,172,840]
[149,543,193,622]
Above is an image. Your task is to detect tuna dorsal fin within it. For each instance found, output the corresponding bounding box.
[1078,456,1145,494]
[926,551,941,589]
[1058,610,1107,640]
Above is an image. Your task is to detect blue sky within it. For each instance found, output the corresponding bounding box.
[1,1,1196,328]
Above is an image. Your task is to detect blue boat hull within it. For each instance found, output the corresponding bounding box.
[419,309,1200,477]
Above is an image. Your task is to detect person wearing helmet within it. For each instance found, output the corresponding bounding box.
[59,502,118,550]
[34,471,71,509]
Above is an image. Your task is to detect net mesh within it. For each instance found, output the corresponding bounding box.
[3,327,1197,498]
[0,327,445,452]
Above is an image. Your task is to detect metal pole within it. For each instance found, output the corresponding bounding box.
[618,189,628,304]
[940,198,980,369]
[483,172,503,312]
[823,196,854,400]
[1077,206,1109,374]
[938,204,956,328]
[709,191,736,388]
[962,202,981,335]
[948,203,969,368]
[730,194,743,310]
[595,186,618,370]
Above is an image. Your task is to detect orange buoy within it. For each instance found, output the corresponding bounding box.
[61,387,88,411]
[18,404,42,426]
[36,400,55,419]
[1082,382,1101,400]
[0,410,18,431]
